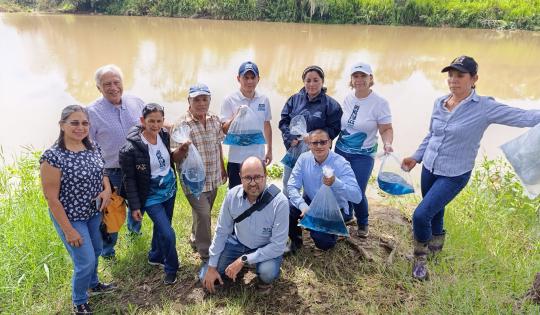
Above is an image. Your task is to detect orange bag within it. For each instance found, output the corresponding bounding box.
[102,191,126,233]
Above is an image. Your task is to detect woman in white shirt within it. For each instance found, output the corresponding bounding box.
[335,62,394,238]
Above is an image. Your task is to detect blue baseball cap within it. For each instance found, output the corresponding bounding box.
[188,83,211,98]
[441,56,478,74]
[238,61,259,77]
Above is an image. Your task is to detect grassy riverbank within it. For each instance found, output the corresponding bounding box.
[3,0,540,30]
[1,152,540,314]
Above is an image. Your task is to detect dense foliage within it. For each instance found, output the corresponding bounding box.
[4,0,540,30]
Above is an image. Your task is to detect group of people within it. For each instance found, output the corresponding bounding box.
[39,56,540,314]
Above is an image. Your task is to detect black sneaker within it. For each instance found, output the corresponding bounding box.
[148,259,165,268]
[356,225,369,238]
[73,302,93,314]
[164,273,177,285]
[88,282,116,296]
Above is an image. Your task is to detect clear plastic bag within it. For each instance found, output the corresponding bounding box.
[299,166,349,237]
[172,124,206,199]
[281,115,309,168]
[501,123,540,199]
[223,106,266,146]
[377,153,414,195]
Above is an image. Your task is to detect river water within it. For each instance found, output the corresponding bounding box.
[1,13,540,169]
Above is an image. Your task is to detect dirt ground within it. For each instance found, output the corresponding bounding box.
[94,203,415,314]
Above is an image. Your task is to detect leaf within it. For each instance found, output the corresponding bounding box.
[44,263,50,282]
[17,273,25,286]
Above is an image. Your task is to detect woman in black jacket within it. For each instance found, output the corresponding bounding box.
[119,103,185,285]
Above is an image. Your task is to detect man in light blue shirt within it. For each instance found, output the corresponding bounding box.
[87,64,145,259]
[202,156,289,294]
[288,129,361,252]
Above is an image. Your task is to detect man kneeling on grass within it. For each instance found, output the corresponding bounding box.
[201,156,289,294]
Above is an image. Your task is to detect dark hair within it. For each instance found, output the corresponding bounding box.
[57,105,94,151]
[142,103,165,118]
[308,128,330,139]
[239,156,267,175]
[302,65,325,82]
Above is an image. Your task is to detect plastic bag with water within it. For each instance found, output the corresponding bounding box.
[281,115,309,168]
[223,106,266,146]
[299,166,349,237]
[501,123,540,199]
[377,153,414,195]
[172,124,206,199]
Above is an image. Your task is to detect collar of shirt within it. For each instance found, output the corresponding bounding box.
[440,89,479,111]
[235,89,260,101]
[100,96,126,110]
[185,109,211,123]
[238,184,268,202]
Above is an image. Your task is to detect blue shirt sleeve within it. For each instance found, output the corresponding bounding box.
[287,155,309,211]
[331,159,362,204]
[484,97,540,127]
[208,191,235,267]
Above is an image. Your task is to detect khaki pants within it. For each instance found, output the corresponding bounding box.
[187,189,218,260]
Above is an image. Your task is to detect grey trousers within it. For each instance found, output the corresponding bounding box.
[186,189,218,260]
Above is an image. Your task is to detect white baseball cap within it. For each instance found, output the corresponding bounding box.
[350,62,373,75]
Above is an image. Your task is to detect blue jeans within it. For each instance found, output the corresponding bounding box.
[413,167,471,243]
[50,211,102,305]
[200,236,283,284]
[227,162,241,189]
[102,168,142,257]
[289,196,346,250]
[335,148,373,226]
[143,196,179,275]
[282,166,292,198]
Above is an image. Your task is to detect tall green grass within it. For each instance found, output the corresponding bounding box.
[5,0,540,30]
[1,152,540,313]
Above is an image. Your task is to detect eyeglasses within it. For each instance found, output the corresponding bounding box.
[309,140,329,147]
[241,175,265,183]
[65,120,90,127]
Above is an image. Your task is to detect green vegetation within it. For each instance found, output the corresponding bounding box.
[4,0,540,30]
[1,152,540,313]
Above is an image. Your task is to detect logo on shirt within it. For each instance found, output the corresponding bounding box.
[262,227,272,235]
[313,111,322,118]
[156,150,166,169]
[347,105,360,127]
[136,164,147,171]
[258,103,265,111]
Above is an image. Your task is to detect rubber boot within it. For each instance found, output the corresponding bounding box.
[428,233,446,256]
[412,240,429,281]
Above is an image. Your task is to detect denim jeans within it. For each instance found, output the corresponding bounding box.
[289,196,345,250]
[102,168,142,257]
[50,211,102,305]
[200,236,282,284]
[143,196,179,275]
[227,162,241,189]
[282,166,292,198]
[413,166,472,243]
[335,148,374,226]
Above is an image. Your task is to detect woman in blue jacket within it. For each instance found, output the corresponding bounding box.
[279,65,343,252]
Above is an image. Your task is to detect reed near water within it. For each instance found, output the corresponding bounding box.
[2,0,540,30]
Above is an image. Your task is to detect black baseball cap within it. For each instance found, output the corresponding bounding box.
[441,56,478,74]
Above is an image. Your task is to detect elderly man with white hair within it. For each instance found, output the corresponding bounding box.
[88,64,145,259]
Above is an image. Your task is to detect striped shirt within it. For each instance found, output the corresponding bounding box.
[88,95,144,169]
[412,90,540,177]
[172,110,225,194]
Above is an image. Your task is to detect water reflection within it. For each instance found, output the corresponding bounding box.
[1,13,540,165]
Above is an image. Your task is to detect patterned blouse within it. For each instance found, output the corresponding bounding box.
[172,111,225,194]
[40,144,105,221]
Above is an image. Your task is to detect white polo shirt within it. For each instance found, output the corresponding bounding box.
[220,90,271,163]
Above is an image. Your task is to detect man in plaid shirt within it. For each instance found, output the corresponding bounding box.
[172,83,227,262]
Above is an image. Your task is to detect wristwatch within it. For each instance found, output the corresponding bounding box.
[241,255,249,266]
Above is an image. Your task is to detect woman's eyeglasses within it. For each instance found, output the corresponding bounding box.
[65,120,90,127]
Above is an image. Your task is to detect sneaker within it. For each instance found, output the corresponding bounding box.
[412,259,429,281]
[356,225,369,238]
[88,282,116,296]
[256,281,273,295]
[148,259,165,268]
[164,273,177,285]
[73,302,93,314]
